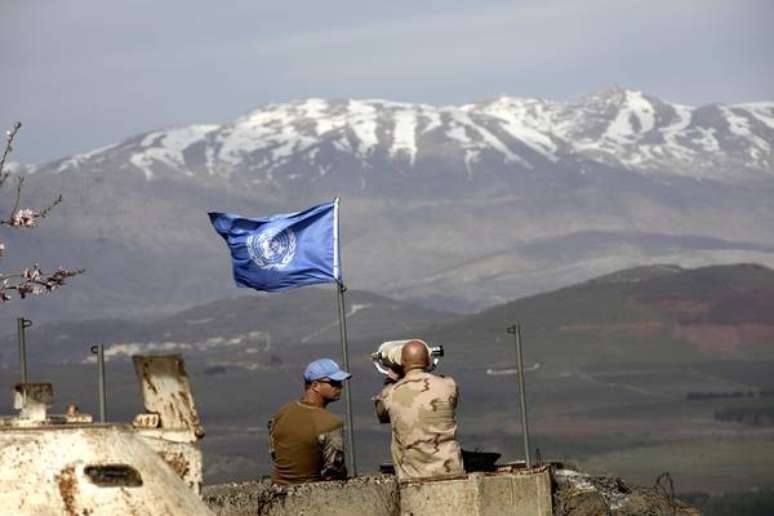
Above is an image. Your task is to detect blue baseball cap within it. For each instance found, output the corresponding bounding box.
[303,358,352,382]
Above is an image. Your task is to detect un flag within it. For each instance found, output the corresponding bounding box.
[209,200,341,292]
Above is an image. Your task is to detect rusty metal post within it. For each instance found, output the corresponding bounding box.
[507,323,531,468]
[336,282,357,476]
[17,317,32,383]
[91,344,107,422]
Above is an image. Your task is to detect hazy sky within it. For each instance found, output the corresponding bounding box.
[2,0,773,163]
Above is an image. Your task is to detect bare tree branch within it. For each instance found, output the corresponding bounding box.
[0,265,84,302]
[39,194,64,218]
[0,121,82,302]
[0,121,22,187]
[9,175,24,220]
[0,122,65,227]
[0,192,63,228]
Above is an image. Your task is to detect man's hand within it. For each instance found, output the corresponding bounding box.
[385,368,401,384]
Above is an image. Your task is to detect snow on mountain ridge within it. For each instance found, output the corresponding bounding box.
[130,124,219,180]
[736,102,774,130]
[549,89,773,179]
[40,90,774,184]
[51,142,120,174]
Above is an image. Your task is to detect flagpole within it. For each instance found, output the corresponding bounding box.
[333,198,357,477]
[336,282,357,476]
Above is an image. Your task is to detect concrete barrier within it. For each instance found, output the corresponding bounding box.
[204,476,399,516]
[204,468,552,516]
[401,468,552,516]
[204,480,275,516]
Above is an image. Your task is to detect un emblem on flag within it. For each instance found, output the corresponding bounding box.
[247,227,297,270]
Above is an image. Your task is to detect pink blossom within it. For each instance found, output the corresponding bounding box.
[1,121,81,302]
[10,208,41,227]
[23,266,42,281]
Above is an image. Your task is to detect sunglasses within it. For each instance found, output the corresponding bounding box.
[317,378,343,388]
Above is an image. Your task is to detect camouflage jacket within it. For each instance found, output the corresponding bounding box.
[375,369,464,480]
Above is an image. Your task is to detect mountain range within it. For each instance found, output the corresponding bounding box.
[4,87,774,323]
[31,87,774,186]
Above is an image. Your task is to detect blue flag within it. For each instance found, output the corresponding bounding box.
[209,199,341,292]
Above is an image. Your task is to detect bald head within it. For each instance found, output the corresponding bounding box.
[401,340,430,372]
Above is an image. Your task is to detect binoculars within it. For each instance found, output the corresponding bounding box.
[370,339,444,376]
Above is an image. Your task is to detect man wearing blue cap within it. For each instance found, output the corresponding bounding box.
[268,358,351,484]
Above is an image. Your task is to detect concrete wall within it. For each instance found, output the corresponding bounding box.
[204,481,275,516]
[204,468,552,516]
[204,477,399,516]
[401,469,552,516]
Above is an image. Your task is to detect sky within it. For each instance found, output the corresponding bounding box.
[1,0,773,164]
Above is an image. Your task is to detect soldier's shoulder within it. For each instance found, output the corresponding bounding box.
[314,407,343,433]
[433,372,457,383]
[431,373,458,390]
[271,400,296,419]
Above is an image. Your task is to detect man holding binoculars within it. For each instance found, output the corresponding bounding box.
[373,339,464,481]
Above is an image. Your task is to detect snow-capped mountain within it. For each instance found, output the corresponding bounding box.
[40,87,774,188]
[7,88,774,323]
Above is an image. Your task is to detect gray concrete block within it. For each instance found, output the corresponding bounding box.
[204,469,551,516]
[400,468,553,516]
[204,476,399,516]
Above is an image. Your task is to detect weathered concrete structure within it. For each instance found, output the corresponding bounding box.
[203,468,553,516]
[0,355,213,515]
[401,469,552,516]
[204,465,705,516]
[0,425,213,515]
[205,476,400,516]
[132,355,206,494]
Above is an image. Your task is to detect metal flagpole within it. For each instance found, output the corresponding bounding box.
[336,282,357,476]
[333,197,357,476]
[507,323,532,468]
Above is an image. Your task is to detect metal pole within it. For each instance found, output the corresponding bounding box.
[336,282,357,476]
[17,317,31,383]
[507,323,532,468]
[91,345,107,423]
